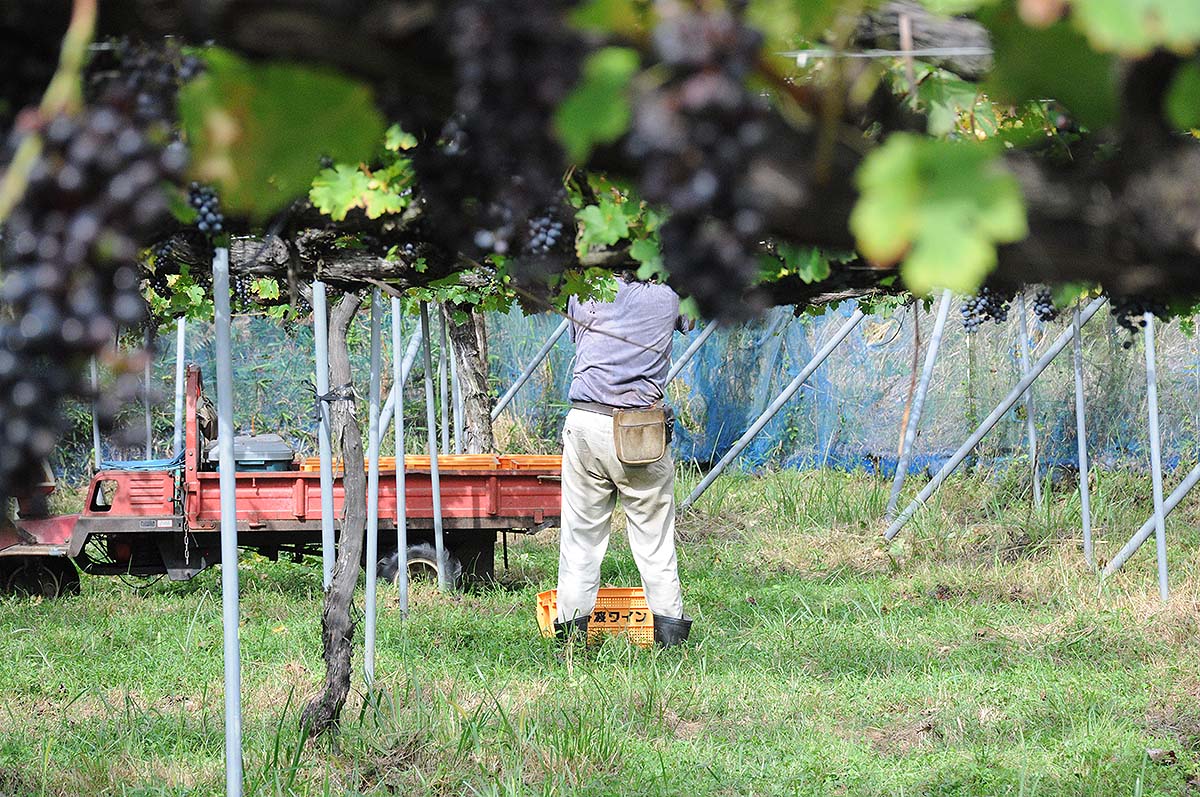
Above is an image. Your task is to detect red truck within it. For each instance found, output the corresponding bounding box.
[0,366,562,597]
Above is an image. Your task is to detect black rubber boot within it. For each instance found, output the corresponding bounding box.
[652,614,693,648]
[554,616,589,644]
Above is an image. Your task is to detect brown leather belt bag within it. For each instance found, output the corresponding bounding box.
[572,401,671,465]
[612,407,667,465]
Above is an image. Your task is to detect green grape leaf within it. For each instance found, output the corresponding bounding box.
[630,236,666,280]
[917,72,985,137]
[1167,63,1200,131]
[554,47,640,163]
[252,278,281,300]
[1071,0,1200,56]
[850,134,1028,296]
[179,48,385,219]
[309,165,371,221]
[384,124,418,152]
[979,5,1118,129]
[362,189,408,219]
[787,245,832,284]
[576,195,633,255]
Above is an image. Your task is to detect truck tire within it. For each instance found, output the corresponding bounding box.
[377,543,463,590]
[3,557,80,598]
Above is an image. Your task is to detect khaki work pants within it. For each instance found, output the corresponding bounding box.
[555,408,685,623]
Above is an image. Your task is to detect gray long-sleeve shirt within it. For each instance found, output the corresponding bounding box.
[567,278,687,408]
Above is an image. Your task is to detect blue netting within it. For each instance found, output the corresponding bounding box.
[487,299,1200,477]
[67,297,1200,486]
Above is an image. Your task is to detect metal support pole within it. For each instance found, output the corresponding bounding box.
[886,289,953,517]
[420,303,448,591]
[212,246,243,797]
[364,291,382,682]
[664,321,718,384]
[173,318,186,457]
[90,357,102,470]
[450,338,464,455]
[144,326,154,460]
[681,308,866,512]
[884,296,1107,540]
[1017,294,1042,508]
[378,328,424,438]
[312,281,336,591]
[1104,461,1200,576]
[391,298,409,615]
[1072,304,1094,568]
[1144,313,1169,601]
[439,312,449,453]
[491,318,570,421]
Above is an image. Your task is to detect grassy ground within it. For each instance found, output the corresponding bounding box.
[3,467,1200,796]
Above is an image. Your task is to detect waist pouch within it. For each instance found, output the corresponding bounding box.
[612,407,668,466]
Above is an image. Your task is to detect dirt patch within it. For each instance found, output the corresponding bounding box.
[661,706,704,739]
[1147,693,1200,751]
[676,508,748,544]
[864,712,941,756]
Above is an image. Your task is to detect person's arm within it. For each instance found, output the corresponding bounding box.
[567,297,579,343]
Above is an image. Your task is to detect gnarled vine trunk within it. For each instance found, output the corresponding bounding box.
[444,304,493,454]
[302,290,366,737]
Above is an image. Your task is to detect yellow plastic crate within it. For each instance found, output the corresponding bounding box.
[536,588,654,647]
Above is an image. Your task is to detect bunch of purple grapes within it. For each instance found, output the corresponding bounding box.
[628,8,768,319]
[0,99,183,502]
[960,286,1013,332]
[414,0,583,259]
[188,183,224,236]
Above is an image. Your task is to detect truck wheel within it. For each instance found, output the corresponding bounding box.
[377,543,463,590]
[4,558,79,598]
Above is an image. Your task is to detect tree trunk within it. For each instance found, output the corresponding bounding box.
[301,290,366,737]
[444,304,493,454]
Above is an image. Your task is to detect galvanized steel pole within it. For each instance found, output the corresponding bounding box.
[450,339,464,455]
[491,318,570,421]
[681,308,866,512]
[312,281,337,590]
[1072,304,1094,568]
[439,312,449,453]
[212,246,243,797]
[664,321,718,384]
[884,295,1107,540]
[1144,313,1169,601]
[363,291,382,682]
[144,326,154,459]
[420,303,448,591]
[1104,462,1200,577]
[391,298,409,614]
[378,329,423,439]
[173,318,186,457]
[1017,294,1042,507]
[90,357,102,470]
[886,290,953,518]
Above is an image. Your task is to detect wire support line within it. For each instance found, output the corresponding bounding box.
[779,46,993,62]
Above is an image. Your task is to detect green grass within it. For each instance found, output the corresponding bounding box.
[3,467,1200,796]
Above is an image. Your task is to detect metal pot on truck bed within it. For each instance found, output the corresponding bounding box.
[1,365,561,596]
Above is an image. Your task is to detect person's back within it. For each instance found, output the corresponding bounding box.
[555,277,693,648]
[567,280,685,409]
